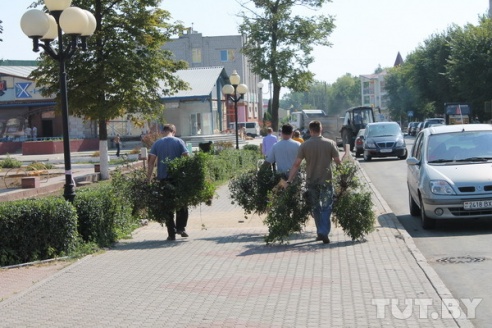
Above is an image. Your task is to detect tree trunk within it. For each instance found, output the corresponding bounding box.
[271,83,281,132]
[98,119,110,180]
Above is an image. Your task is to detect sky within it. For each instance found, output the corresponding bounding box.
[1,0,489,85]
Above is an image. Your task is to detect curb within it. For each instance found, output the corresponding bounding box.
[356,159,474,328]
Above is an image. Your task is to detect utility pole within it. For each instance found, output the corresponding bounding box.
[489,0,492,17]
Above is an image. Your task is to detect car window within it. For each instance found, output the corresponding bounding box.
[427,131,492,162]
[413,133,423,160]
[367,124,400,137]
[245,123,254,128]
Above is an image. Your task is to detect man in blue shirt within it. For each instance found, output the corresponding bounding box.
[147,124,189,241]
[262,127,278,157]
[263,124,300,177]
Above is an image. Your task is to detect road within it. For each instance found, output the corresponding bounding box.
[358,136,492,328]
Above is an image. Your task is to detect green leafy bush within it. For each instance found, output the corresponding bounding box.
[73,184,137,247]
[263,179,311,244]
[243,144,260,153]
[230,161,376,243]
[229,166,280,217]
[332,161,375,241]
[0,198,78,266]
[0,155,22,168]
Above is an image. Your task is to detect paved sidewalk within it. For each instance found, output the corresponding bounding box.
[0,161,475,327]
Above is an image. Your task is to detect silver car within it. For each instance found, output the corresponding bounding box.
[407,124,492,229]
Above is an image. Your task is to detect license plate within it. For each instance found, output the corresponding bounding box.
[464,200,492,210]
[380,149,392,153]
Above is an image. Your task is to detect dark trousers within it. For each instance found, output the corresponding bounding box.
[164,207,189,237]
[116,143,120,157]
[159,179,188,237]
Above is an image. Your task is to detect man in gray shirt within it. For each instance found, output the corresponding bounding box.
[263,124,300,176]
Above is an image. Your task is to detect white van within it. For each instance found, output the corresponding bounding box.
[229,122,260,138]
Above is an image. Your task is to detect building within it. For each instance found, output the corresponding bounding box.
[162,29,262,129]
[359,52,404,121]
[0,60,95,143]
[160,67,229,137]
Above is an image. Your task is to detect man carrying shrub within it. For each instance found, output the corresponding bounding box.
[147,124,189,241]
[285,120,342,244]
[262,124,300,177]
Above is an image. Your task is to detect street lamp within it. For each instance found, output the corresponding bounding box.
[20,1,96,202]
[222,70,248,149]
[257,81,264,125]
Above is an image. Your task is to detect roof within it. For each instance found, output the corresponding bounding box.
[160,66,227,101]
[0,60,38,78]
[0,65,37,79]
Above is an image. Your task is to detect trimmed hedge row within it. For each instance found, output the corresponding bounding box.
[0,148,262,267]
[74,184,137,247]
[0,198,78,266]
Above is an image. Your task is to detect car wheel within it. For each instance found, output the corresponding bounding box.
[363,152,371,161]
[409,191,419,216]
[419,196,436,229]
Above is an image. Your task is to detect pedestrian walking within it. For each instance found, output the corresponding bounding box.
[262,127,278,157]
[262,124,300,177]
[146,124,190,241]
[31,126,37,140]
[292,130,304,143]
[286,120,342,244]
[114,134,121,157]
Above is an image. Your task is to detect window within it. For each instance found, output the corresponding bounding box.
[192,48,202,63]
[220,49,236,62]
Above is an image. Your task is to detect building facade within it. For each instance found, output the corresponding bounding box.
[162,29,262,129]
[0,60,94,143]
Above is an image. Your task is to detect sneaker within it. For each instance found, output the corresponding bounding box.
[167,235,176,241]
[315,234,323,241]
[322,236,330,244]
[177,230,189,238]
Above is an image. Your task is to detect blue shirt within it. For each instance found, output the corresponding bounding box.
[266,139,300,173]
[150,136,188,179]
[262,133,278,156]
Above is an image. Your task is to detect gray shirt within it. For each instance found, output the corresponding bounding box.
[266,139,300,173]
[150,136,188,179]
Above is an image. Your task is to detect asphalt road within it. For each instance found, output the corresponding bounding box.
[358,136,492,328]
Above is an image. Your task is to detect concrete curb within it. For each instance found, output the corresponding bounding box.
[356,159,474,328]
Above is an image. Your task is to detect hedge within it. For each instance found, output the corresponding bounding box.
[0,198,78,266]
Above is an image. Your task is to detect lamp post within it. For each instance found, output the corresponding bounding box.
[222,70,248,149]
[257,81,264,126]
[21,1,96,202]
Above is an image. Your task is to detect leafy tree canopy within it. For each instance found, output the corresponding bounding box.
[30,0,188,138]
[239,0,335,130]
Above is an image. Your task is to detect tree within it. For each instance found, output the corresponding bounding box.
[0,20,3,42]
[280,74,360,115]
[239,0,335,131]
[30,0,188,179]
[446,17,492,120]
[327,74,360,114]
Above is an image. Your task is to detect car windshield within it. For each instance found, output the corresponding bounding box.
[367,124,400,137]
[427,131,492,163]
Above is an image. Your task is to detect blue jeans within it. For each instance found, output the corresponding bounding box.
[307,183,334,236]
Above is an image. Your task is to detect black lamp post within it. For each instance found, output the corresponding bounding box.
[21,1,96,202]
[222,70,248,149]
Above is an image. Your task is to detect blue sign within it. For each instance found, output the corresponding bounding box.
[15,82,32,98]
[407,111,414,117]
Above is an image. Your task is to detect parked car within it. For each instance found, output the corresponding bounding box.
[362,122,407,161]
[407,124,492,229]
[422,118,445,130]
[407,122,420,136]
[354,128,365,158]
